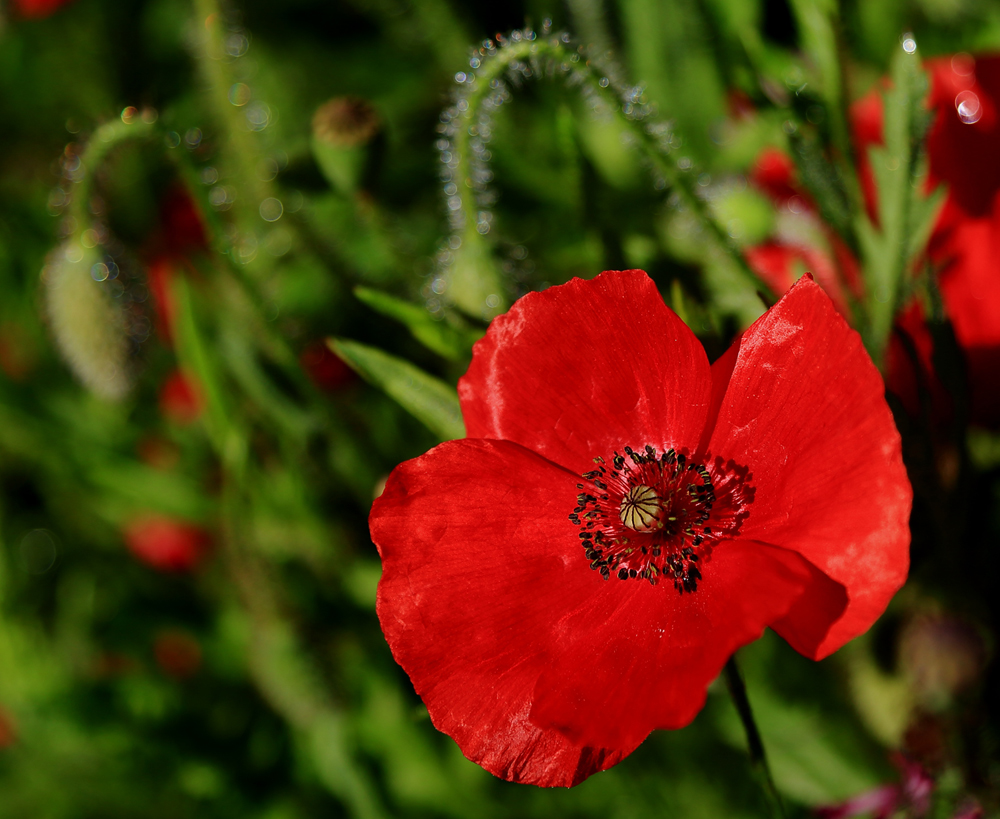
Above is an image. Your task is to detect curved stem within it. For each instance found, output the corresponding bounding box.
[69,118,157,231]
[445,31,771,297]
[723,656,786,819]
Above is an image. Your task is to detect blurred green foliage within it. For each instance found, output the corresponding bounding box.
[0,0,998,816]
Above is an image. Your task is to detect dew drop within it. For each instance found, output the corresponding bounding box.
[229,82,252,106]
[259,197,283,222]
[956,90,982,124]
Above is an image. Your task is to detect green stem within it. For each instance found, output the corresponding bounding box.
[190,0,271,218]
[69,118,157,231]
[447,33,770,297]
[723,656,786,819]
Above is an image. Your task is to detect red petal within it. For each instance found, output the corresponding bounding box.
[745,241,853,320]
[371,438,845,783]
[934,207,1000,349]
[372,439,636,786]
[460,270,711,476]
[529,540,846,750]
[934,211,1000,426]
[751,148,799,204]
[706,277,911,659]
[927,55,1000,218]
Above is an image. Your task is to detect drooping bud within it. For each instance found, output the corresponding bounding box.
[434,232,506,320]
[311,96,381,195]
[44,241,133,400]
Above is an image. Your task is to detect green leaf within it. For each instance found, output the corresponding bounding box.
[328,339,465,441]
[907,184,946,263]
[354,287,482,361]
[787,0,841,112]
[855,39,931,365]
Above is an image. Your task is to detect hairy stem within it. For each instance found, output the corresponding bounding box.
[444,30,771,298]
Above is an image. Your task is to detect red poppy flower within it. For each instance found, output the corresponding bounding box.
[371,270,910,787]
[124,515,211,572]
[11,0,76,19]
[763,54,1000,425]
[750,147,800,206]
[143,188,209,346]
[923,54,1000,424]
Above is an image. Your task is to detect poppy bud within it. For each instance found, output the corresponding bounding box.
[436,233,506,320]
[311,96,382,195]
[124,515,211,573]
[44,241,133,400]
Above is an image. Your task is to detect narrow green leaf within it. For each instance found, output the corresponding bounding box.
[329,339,465,441]
[855,39,930,365]
[907,185,946,263]
[171,275,234,451]
[787,0,840,110]
[354,286,482,360]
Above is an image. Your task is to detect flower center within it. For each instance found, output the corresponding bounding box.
[619,485,662,532]
[569,445,725,594]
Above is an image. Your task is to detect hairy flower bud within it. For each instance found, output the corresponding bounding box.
[311,96,381,195]
[44,241,132,400]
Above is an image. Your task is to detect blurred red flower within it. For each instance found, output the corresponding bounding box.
[750,147,801,205]
[749,54,1000,425]
[300,340,357,392]
[11,0,75,19]
[922,54,1000,424]
[370,270,910,787]
[156,186,209,256]
[124,515,211,573]
[159,369,203,425]
[145,187,209,346]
